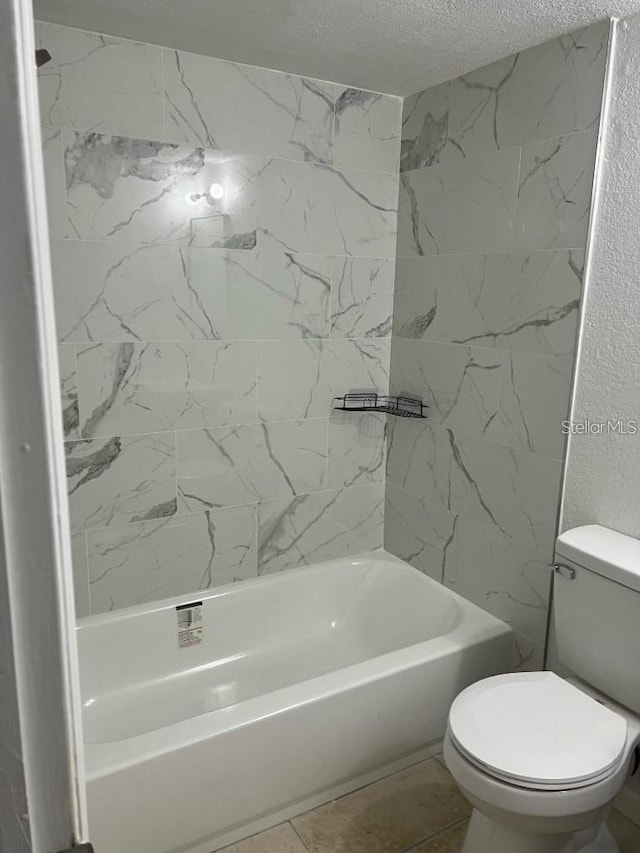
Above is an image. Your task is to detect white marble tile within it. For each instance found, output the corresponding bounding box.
[330,257,394,338]
[386,419,562,556]
[384,483,458,582]
[41,125,69,239]
[51,241,209,342]
[258,483,384,574]
[87,505,257,613]
[389,340,504,437]
[485,352,573,458]
[257,338,390,422]
[493,23,609,148]
[65,432,176,531]
[36,22,164,140]
[400,22,608,171]
[392,256,439,339]
[397,147,519,256]
[64,131,259,246]
[512,632,545,672]
[515,129,598,250]
[70,531,90,618]
[435,249,583,356]
[163,48,335,163]
[386,417,439,499]
[64,130,398,257]
[52,241,332,343]
[58,343,79,439]
[256,158,398,256]
[400,81,451,172]
[334,88,401,173]
[445,514,552,644]
[177,419,327,511]
[77,341,256,437]
[187,249,331,340]
[327,411,386,489]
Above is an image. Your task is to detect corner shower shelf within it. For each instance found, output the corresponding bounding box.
[333,393,427,418]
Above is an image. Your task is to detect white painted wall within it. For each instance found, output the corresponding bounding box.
[562,14,640,539]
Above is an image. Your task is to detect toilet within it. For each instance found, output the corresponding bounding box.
[443,525,640,853]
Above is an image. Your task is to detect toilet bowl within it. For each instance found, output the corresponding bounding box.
[443,672,640,852]
[443,525,640,853]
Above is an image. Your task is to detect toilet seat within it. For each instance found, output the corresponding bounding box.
[448,672,628,791]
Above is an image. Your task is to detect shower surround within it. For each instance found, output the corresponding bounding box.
[38,20,401,616]
[39,20,610,657]
[385,22,609,667]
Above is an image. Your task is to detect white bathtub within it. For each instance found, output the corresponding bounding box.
[79,551,512,853]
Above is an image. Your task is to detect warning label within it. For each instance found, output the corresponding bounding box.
[176,601,203,648]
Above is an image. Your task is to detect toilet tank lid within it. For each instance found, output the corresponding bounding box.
[556,525,640,593]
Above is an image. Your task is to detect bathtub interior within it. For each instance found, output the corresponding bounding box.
[78,553,465,744]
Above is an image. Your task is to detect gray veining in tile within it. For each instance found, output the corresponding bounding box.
[41,125,70,240]
[164,47,335,162]
[187,249,332,340]
[330,257,394,338]
[256,157,399,257]
[327,411,386,489]
[258,483,384,574]
[386,419,562,556]
[435,250,584,356]
[87,505,257,613]
[334,87,401,173]
[36,22,164,140]
[58,343,79,438]
[257,338,390,423]
[390,340,504,438]
[77,341,257,437]
[177,420,327,511]
[392,256,439,339]
[51,241,207,342]
[400,23,608,172]
[385,484,458,582]
[397,147,519,256]
[445,513,552,644]
[485,352,573,458]
[515,129,598,251]
[64,130,259,246]
[66,432,176,531]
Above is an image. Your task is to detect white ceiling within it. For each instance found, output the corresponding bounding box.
[32,0,640,95]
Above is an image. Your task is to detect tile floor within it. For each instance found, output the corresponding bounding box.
[219,757,640,853]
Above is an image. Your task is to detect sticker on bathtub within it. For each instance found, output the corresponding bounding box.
[176,601,203,648]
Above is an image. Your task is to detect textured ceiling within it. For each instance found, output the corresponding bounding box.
[32,0,640,95]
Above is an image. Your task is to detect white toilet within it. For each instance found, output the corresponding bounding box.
[444,525,640,853]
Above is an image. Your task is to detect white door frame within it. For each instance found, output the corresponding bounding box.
[0,0,88,850]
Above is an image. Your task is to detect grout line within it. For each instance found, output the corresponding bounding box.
[46,230,588,261]
[288,820,311,851]
[34,19,403,100]
[400,816,470,853]
[77,480,382,537]
[399,125,600,178]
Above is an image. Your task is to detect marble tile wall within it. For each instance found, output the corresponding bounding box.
[37,20,401,616]
[385,22,609,665]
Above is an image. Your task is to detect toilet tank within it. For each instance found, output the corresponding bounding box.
[554,525,640,715]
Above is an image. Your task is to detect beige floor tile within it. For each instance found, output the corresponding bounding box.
[291,758,471,853]
[607,809,640,853]
[408,821,468,852]
[219,822,307,853]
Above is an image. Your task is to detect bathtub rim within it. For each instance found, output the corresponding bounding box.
[77,549,449,630]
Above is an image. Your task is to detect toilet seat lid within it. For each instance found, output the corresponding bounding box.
[449,672,628,789]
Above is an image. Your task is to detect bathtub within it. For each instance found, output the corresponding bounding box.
[78,550,512,853]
